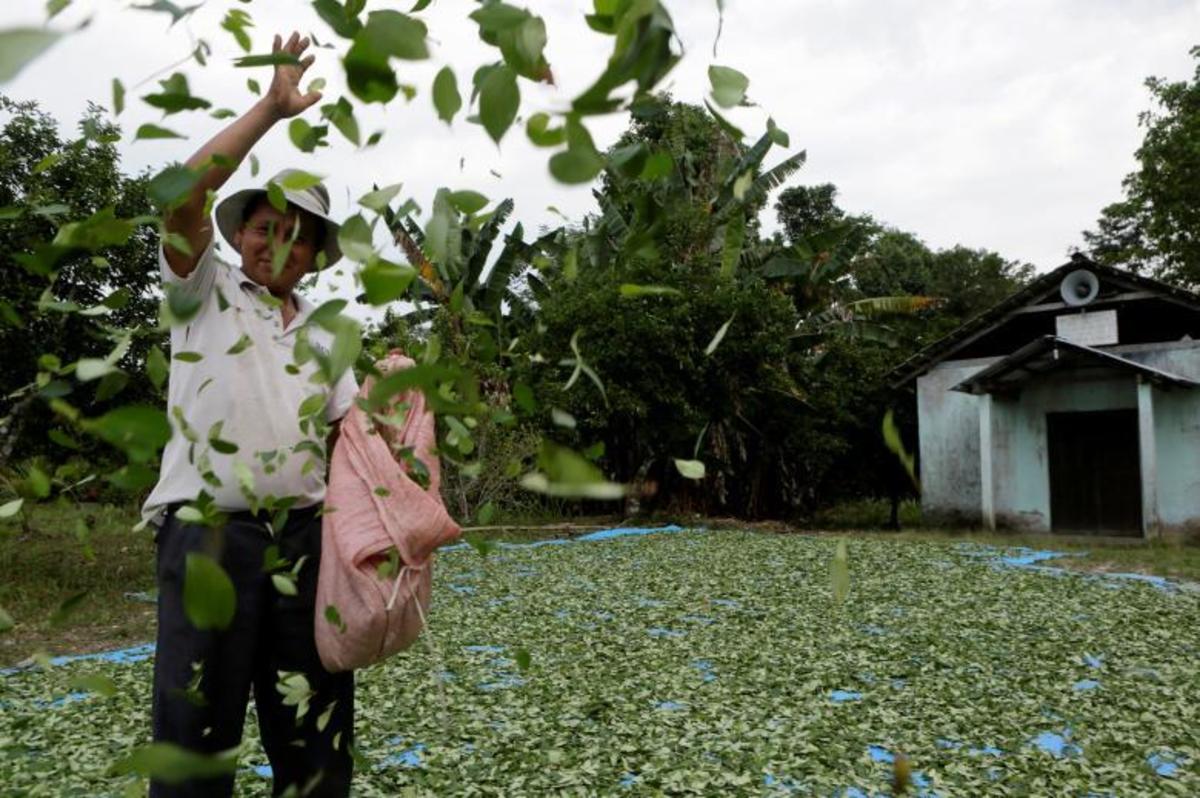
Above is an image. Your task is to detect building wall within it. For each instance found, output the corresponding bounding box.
[1126,343,1200,538]
[990,375,1136,532]
[919,340,1200,536]
[916,359,993,526]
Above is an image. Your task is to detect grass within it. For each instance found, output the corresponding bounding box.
[1,528,1197,795]
[0,502,154,667]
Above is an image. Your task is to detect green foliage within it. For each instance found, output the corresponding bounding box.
[1085,46,1200,287]
[0,97,162,477]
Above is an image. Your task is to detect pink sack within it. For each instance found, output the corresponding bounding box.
[315,353,461,673]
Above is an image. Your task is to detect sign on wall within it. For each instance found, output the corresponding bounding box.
[1056,310,1118,346]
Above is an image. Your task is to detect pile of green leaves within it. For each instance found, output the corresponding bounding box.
[1,531,1196,795]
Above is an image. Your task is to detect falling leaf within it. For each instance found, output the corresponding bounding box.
[830,539,850,604]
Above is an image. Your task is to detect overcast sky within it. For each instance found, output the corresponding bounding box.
[3,0,1199,315]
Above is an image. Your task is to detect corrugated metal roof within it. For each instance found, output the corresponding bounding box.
[950,335,1200,395]
[888,254,1200,388]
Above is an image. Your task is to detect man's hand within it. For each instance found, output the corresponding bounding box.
[267,32,321,120]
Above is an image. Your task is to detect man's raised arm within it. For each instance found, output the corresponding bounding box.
[163,32,321,278]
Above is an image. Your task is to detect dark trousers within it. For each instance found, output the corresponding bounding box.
[151,505,354,797]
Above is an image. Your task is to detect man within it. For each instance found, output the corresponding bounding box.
[142,32,358,797]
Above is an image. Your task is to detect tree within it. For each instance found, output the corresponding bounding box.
[1084,46,1200,286]
[0,96,160,470]
[774,183,848,244]
[522,97,808,517]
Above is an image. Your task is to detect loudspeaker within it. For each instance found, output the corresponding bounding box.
[1060,269,1100,307]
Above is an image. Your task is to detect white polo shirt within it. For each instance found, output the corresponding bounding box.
[142,241,358,524]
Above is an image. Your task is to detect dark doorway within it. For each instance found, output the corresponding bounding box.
[1047,410,1142,536]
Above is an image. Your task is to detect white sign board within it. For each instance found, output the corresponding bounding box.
[1056,309,1118,346]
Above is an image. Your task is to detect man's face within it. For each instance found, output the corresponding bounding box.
[233,201,322,296]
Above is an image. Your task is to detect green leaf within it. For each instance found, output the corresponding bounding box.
[47,0,72,20]
[358,183,403,213]
[0,605,13,632]
[313,0,363,38]
[226,334,253,355]
[82,406,171,463]
[479,64,519,144]
[147,164,198,209]
[50,590,89,625]
[708,64,749,108]
[362,10,430,59]
[705,100,744,142]
[673,458,706,480]
[0,28,62,83]
[521,441,625,499]
[432,66,462,124]
[321,97,362,145]
[142,72,211,114]
[70,674,118,698]
[307,299,349,329]
[135,123,185,140]
[75,358,118,382]
[0,498,24,519]
[526,112,565,147]
[233,52,301,68]
[830,539,850,604]
[344,10,429,103]
[549,118,604,184]
[321,316,363,385]
[720,212,745,279]
[337,213,375,262]
[704,315,735,356]
[464,532,497,559]
[183,553,236,630]
[550,148,604,184]
[111,742,238,784]
[732,169,753,201]
[52,208,136,252]
[267,180,287,212]
[288,118,328,153]
[640,152,674,182]
[324,604,347,633]
[448,190,488,215]
[173,351,203,363]
[112,78,125,115]
[272,573,298,596]
[618,284,680,298]
[767,117,790,148]
[360,257,416,304]
[551,408,576,429]
[48,429,80,450]
[280,170,324,191]
[515,647,532,672]
[220,8,253,52]
[883,409,919,490]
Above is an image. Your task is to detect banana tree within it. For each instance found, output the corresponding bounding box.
[383,195,541,354]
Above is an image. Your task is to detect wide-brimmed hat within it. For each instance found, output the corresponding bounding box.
[214,168,342,269]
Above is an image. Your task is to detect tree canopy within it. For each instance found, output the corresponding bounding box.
[1084,46,1200,287]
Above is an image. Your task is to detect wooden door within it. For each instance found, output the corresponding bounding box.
[1047,410,1142,536]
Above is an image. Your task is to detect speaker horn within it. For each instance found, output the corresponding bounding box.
[1060,269,1100,307]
